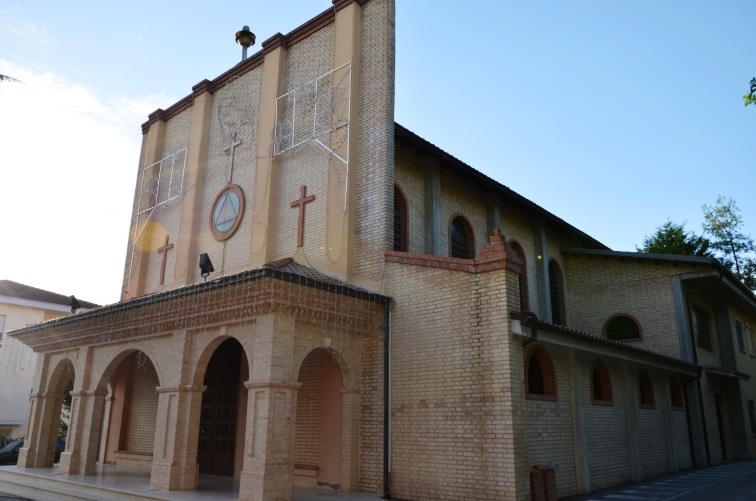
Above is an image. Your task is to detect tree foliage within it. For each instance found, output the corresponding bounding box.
[745,77,756,106]
[702,196,756,289]
[638,220,712,256]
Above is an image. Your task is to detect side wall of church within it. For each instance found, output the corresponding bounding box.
[524,345,577,498]
[579,352,632,491]
[386,260,527,500]
[565,254,703,358]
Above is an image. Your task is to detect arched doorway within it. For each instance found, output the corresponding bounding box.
[47,361,75,466]
[294,349,343,488]
[197,337,248,477]
[102,351,160,466]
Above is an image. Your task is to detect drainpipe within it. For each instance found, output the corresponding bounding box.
[383,302,392,498]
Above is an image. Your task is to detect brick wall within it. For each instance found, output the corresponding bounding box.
[566,254,704,358]
[525,346,577,498]
[295,350,322,467]
[124,355,159,454]
[580,353,632,490]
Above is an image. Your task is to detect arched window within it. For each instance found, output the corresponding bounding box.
[393,185,408,252]
[449,215,474,259]
[591,361,613,405]
[638,370,655,408]
[604,314,642,342]
[548,260,565,325]
[510,241,529,311]
[670,379,684,410]
[526,348,557,401]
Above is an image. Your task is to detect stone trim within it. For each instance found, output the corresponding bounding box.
[244,380,302,390]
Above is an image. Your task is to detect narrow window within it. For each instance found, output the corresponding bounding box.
[749,325,755,357]
[691,307,713,352]
[735,318,745,353]
[449,216,474,259]
[510,241,529,311]
[605,315,641,341]
[393,185,408,252]
[639,370,655,408]
[548,260,565,325]
[591,361,613,405]
[670,379,684,410]
[749,400,756,434]
[526,348,557,400]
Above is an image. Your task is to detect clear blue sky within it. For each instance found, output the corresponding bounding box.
[1,1,755,304]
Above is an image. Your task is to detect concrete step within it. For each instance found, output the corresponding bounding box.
[0,468,169,501]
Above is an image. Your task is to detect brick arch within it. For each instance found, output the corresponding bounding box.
[448,213,475,259]
[94,347,163,392]
[603,313,643,342]
[525,346,557,401]
[44,357,77,393]
[191,333,252,388]
[293,342,356,390]
[509,239,530,312]
[590,360,613,404]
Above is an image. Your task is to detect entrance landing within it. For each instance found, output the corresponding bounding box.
[0,464,384,501]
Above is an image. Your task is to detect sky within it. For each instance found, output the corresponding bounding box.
[1,1,755,305]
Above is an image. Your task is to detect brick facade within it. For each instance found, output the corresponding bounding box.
[10,1,756,500]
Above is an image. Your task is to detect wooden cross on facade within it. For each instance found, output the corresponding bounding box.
[157,235,174,285]
[225,131,242,179]
[290,185,315,248]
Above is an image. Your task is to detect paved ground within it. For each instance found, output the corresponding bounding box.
[562,460,756,500]
[2,461,755,500]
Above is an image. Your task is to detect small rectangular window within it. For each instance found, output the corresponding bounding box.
[692,307,713,352]
[749,400,756,434]
[736,319,745,353]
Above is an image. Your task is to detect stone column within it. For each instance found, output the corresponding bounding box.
[150,384,206,491]
[620,361,642,482]
[340,387,361,492]
[567,349,591,494]
[17,392,62,468]
[58,390,107,475]
[239,381,300,501]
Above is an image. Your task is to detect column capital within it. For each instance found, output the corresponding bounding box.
[156,384,207,394]
[244,380,302,390]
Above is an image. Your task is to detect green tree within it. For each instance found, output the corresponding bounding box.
[745,77,756,106]
[702,196,756,289]
[638,220,712,256]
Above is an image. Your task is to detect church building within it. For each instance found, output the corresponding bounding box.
[9,1,756,500]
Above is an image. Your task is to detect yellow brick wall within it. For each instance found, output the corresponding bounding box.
[124,355,159,454]
[565,254,703,358]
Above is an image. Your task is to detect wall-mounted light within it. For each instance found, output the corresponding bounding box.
[199,253,215,280]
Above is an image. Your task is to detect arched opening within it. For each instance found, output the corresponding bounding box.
[525,347,557,401]
[510,241,529,311]
[102,351,160,467]
[604,314,641,341]
[42,360,75,467]
[638,370,655,408]
[197,337,248,477]
[294,348,344,489]
[393,184,409,252]
[548,260,565,325]
[591,361,613,404]
[449,215,474,258]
